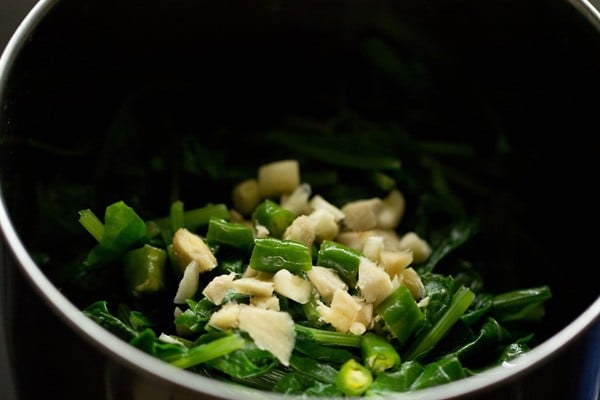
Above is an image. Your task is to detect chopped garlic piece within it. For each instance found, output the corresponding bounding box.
[173,261,200,304]
[273,269,312,304]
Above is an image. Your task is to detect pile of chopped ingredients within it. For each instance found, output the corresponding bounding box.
[76,158,552,397]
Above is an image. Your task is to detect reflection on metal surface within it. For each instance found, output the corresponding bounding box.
[0,242,17,400]
[569,0,600,30]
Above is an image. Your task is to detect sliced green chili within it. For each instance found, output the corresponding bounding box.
[316,240,362,287]
[206,217,255,252]
[250,237,312,273]
[252,199,296,238]
[375,285,425,346]
[124,244,167,297]
[335,358,373,396]
[360,332,401,373]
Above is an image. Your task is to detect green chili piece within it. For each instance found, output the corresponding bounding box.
[360,332,401,373]
[301,289,323,325]
[316,240,362,287]
[250,238,312,274]
[251,199,295,238]
[375,285,425,345]
[335,358,373,396]
[170,200,185,233]
[206,217,255,252]
[124,244,167,297]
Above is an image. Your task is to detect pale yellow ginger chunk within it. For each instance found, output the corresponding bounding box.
[356,301,374,330]
[258,159,300,198]
[336,229,402,252]
[349,322,367,336]
[309,194,345,222]
[357,257,394,307]
[280,183,312,215]
[398,232,432,263]
[341,198,383,231]
[250,295,281,311]
[238,305,296,366]
[316,288,362,333]
[308,209,339,242]
[173,261,200,304]
[376,189,406,229]
[362,235,385,263]
[232,277,275,297]
[273,269,312,304]
[380,249,414,277]
[390,274,402,291]
[228,209,253,228]
[283,215,316,249]
[208,303,241,330]
[202,272,236,305]
[254,223,270,238]
[242,267,273,281]
[306,266,348,304]
[232,178,261,216]
[172,228,217,274]
[401,267,426,300]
